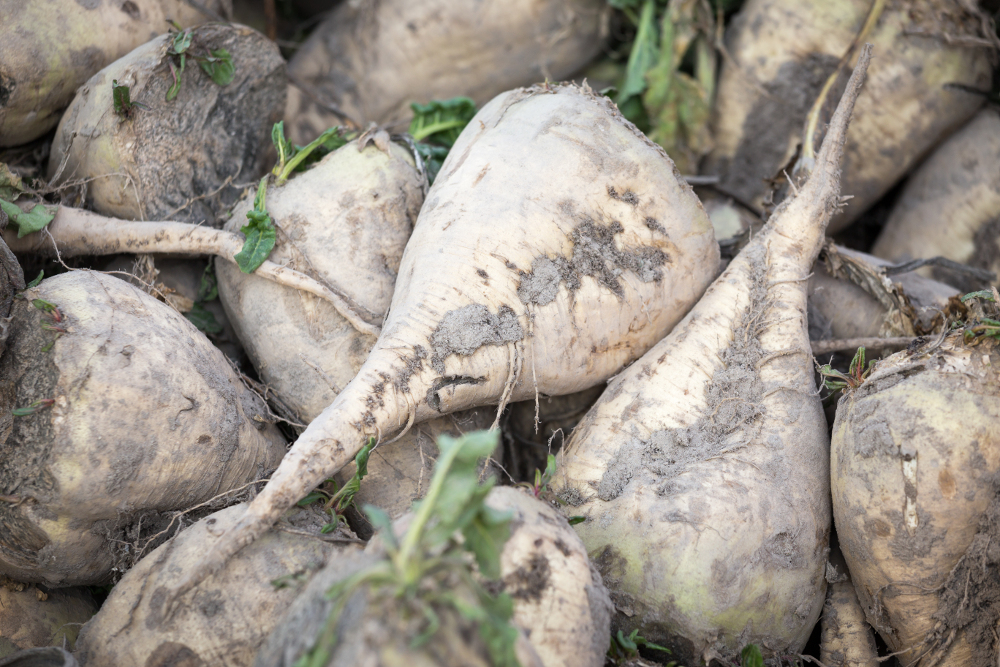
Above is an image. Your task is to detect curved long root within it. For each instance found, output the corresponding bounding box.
[3,205,381,336]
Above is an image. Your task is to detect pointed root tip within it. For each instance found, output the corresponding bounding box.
[815,43,873,167]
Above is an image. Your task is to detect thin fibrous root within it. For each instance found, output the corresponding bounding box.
[3,205,381,337]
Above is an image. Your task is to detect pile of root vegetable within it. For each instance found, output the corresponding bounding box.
[1,0,999,665]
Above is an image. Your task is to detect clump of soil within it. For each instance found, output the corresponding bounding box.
[430,304,524,372]
[518,212,668,306]
[928,486,1000,665]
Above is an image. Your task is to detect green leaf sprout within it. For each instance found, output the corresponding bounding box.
[165,27,234,101]
[297,430,521,667]
[271,123,350,185]
[233,177,276,274]
[740,643,764,667]
[0,198,55,238]
[408,97,477,183]
[112,79,148,119]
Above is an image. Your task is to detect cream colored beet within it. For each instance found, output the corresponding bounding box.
[255,550,545,667]
[0,271,285,586]
[808,246,959,341]
[832,335,1000,666]
[872,108,1000,287]
[0,0,229,147]
[553,49,872,664]
[75,503,357,667]
[809,266,889,340]
[284,0,609,143]
[706,0,991,233]
[820,548,878,667]
[486,486,612,667]
[47,23,285,223]
[168,83,719,604]
[217,140,423,423]
[254,486,608,667]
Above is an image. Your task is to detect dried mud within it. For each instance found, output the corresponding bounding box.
[929,486,1000,665]
[502,552,551,602]
[711,53,839,209]
[517,206,668,306]
[598,246,768,501]
[430,304,524,373]
[0,273,284,585]
[126,25,285,223]
[0,297,60,573]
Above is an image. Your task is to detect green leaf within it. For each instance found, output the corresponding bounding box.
[198,48,234,87]
[408,97,477,146]
[271,121,297,176]
[112,79,130,117]
[643,69,712,173]
[962,289,996,303]
[413,142,449,184]
[740,644,764,667]
[184,302,223,334]
[271,572,307,589]
[276,126,349,184]
[166,56,186,101]
[0,163,25,201]
[461,503,512,580]
[0,199,55,238]
[233,177,275,273]
[32,298,57,313]
[26,271,43,289]
[196,263,218,302]
[355,438,374,477]
[541,454,557,487]
[405,430,502,552]
[316,429,520,667]
[297,490,328,507]
[475,592,521,667]
[410,602,441,648]
[169,29,193,56]
[362,504,399,552]
[328,437,376,513]
[294,133,350,174]
[252,174,267,211]
[234,214,275,273]
[401,436,480,557]
[438,430,499,464]
[451,587,520,667]
[640,1,714,174]
[617,629,639,653]
[608,0,643,9]
[618,0,659,102]
[12,399,54,416]
[617,94,651,131]
[644,640,671,653]
[420,473,482,549]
